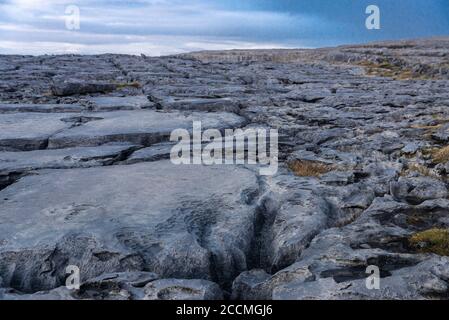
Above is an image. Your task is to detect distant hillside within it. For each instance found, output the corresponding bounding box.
[179,37,449,80]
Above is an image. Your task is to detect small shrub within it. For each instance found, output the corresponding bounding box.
[404,163,439,178]
[396,70,415,80]
[115,81,141,89]
[356,60,432,80]
[410,124,443,130]
[431,146,449,164]
[409,228,449,256]
[288,160,332,177]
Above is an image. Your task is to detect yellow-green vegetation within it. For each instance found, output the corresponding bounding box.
[288,160,332,177]
[431,146,449,164]
[406,208,431,227]
[395,70,414,80]
[410,123,443,130]
[356,60,431,80]
[409,228,449,256]
[402,163,438,179]
[406,214,423,227]
[357,60,402,78]
[409,119,449,143]
[115,81,141,89]
[411,117,449,132]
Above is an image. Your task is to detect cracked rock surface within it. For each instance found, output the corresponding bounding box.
[1,38,449,300]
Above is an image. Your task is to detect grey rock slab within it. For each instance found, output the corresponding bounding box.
[51,80,116,96]
[258,194,449,300]
[0,144,138,173]
[431,127,449,143]
[0,161,260,292]
[255,174,331,272]
[283,89,330,103]
[243,194,442,300]
[77,271,159,300]
[0,287,76,300]
[0,112,79,151]
[231,266,313,300]
[362,161,403,196]
[390,176,448,205]
[87,96,153,111]
[317,182,376,227]
[123,142,174,164]
[288,150,334,165]
[0,62,17,72]
[163,98,240,113]
[1,271,158,300]
[143,279,223,300]
[231,269,271,300]
[0,103,84,113]
[320,171,355,186]
[401,142,420,154]
[272,256,449,300]
[436,161,449,175]
[48,110,246,148]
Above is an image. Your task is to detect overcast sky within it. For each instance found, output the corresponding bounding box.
[0,0,448,55]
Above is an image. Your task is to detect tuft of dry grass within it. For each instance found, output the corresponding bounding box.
[410,117,449,131]
[356,60,432,80]
[431,146,449,164]
[410,123,444,130]
[115,81,141,89]
[406,214,424,227]
[395,70,414,80]
[357,61,399,78]
[288,160,333,177]
[409,119,449,143]
[403,163,439,178]
[409,228,449,256]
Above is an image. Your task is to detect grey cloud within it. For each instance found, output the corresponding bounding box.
[0,0,321,55]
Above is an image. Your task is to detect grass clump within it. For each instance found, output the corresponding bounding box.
[115,81,141,89]
[410,123,444,130]
[357,60,399,78]
[410,117,449,132]
[409,228,449,256]
[356,60,432,80]
[431,146,449,164]
[406,214,424,227]
[288,160,332,177]
[403,163,439,179]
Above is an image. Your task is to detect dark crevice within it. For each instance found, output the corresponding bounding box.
[0,171,28,192]
[106,146,143,165]
[320,255,421,283]
[320,267,392,283]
